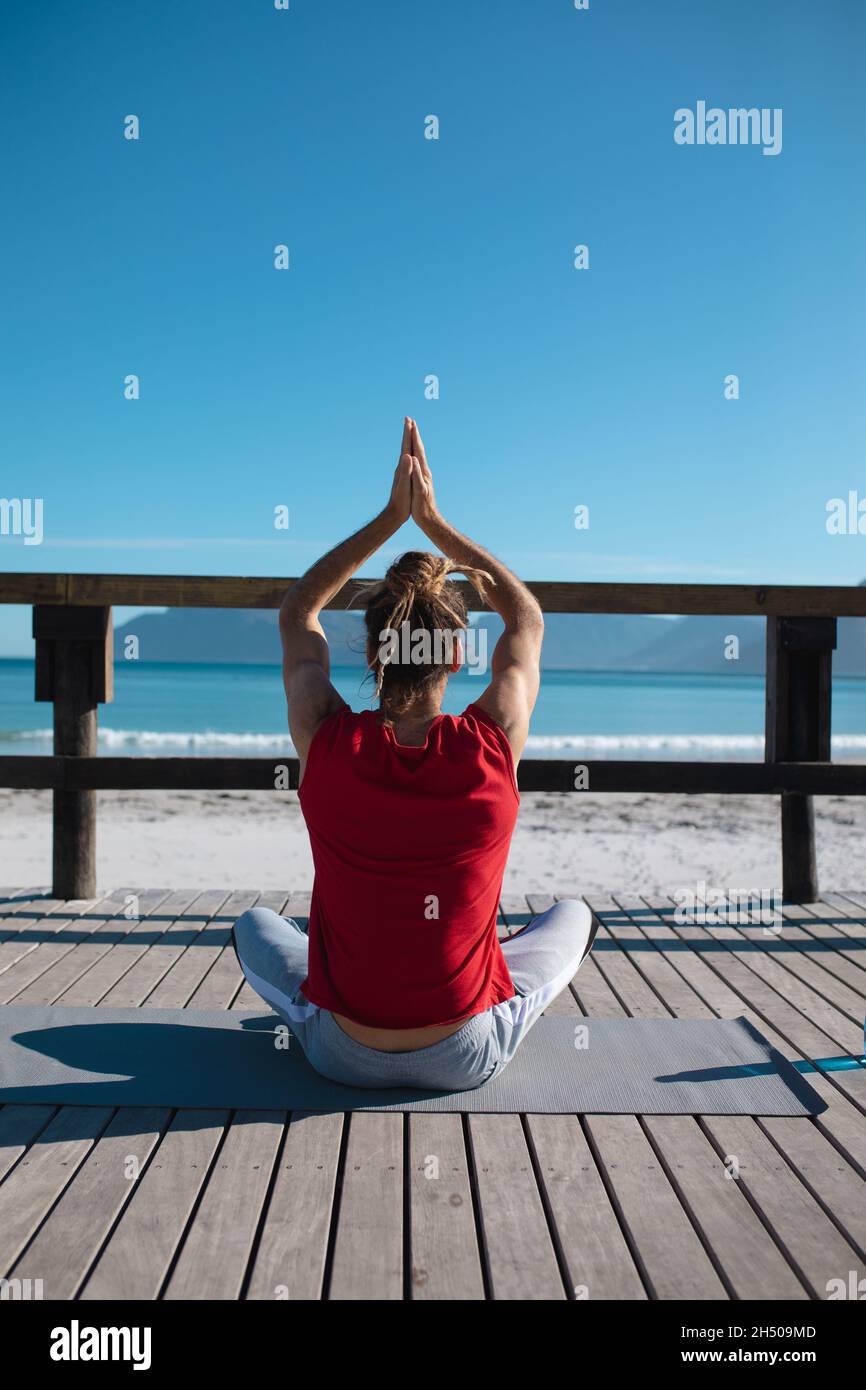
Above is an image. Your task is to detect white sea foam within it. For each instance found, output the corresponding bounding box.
[524,733,766,752]
[102,728,291,749]
[525,733,866,755]
[4,727,866,758]
[2,727,293,751]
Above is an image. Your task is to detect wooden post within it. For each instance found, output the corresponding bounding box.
[765,616,836,902]
[33,605,113,899]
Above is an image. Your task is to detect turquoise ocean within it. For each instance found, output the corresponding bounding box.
[1,658,864,761]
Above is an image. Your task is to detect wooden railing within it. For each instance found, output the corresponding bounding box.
[2,573,865,901]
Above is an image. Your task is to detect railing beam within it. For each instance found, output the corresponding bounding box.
[3,573,866,616]
[2,755,864,796]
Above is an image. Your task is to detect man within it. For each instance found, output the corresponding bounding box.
[233,418,596,1089]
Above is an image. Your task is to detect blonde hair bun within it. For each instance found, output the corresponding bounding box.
[357,551,495,715]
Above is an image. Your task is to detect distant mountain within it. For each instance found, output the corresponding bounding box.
[113,608,365,666]
[112,608,677,671]
[113,596,866,676]
[626,615,766,675]
[471,612,676,670]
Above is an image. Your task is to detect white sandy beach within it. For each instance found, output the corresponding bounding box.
[2,787,863,899]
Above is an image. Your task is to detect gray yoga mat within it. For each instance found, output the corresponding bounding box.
[0,1005,825,1114]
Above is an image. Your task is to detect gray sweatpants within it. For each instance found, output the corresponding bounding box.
[232,898,596,1091]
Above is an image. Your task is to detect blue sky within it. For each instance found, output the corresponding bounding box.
[1,0,864,654]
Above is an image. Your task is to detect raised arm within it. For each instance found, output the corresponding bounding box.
[407,419,543,763]
[280,421,414,774]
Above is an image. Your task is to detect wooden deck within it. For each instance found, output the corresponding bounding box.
[0,886,864,1301]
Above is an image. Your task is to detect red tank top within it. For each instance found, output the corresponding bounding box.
[298,702,519,1028]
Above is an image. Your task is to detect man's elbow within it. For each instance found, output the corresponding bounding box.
[279,587,306,630]
[502,601,544,648]
[523,598,544,637]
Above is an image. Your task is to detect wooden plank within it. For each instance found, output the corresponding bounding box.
[523,894,581,1016]
[143,890,259,1008]
[606,897,861,1295]
[328,1114,403,1301]
[595,899,730,1018]
[188,888,290,1009]
[731,913,866,1023]
[495,899,510,942]
[666,898,864,1057]
[499,895,531,936]
[629,898,866,1181]
[229,891,292,1010]
[832,890,866,921]
[584,1115,727,1300]
[0,889,129,1000]
[468,1115,565,1300]
[245,1111,343,1301]
[794,899,866,981]
[0,898,65,976]
[164,1111,285,1301]
[0,1105,57,1183]
[2,572,864,616]
[8,1107,170,1298]
[79,1110,230,1300]
[96,890,231,1007]
[1,885,859,1307]
[570,955,624,1016]
[700,1115,866,1298]
[4,754,865,795]
[231,979,271,1011]
[689,898,866,1049]
[813,1098,866,1179]
[619,889,861,1061]
[578,903,671,1020]
[0,573,68,604]
[641,1116,807,1299]
[0,1107,113,1275]
[757,1115,866,1255]
[794,893,866,943]
[0,893,114,988]
[526,1114,646,1300]
[590,894,715,1020]
[280,891,311,928]
[185,944,246,1009]
[6,889,172,1005]
[623,897,819,1035]
[407,1114,484,1300]
[771,902,866,999]
[0,891,63,943]
[649,896,866,1109]
[55,888,202,1005]
[6,889,59,903]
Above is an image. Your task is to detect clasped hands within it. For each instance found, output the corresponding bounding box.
[387,417,438,528]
